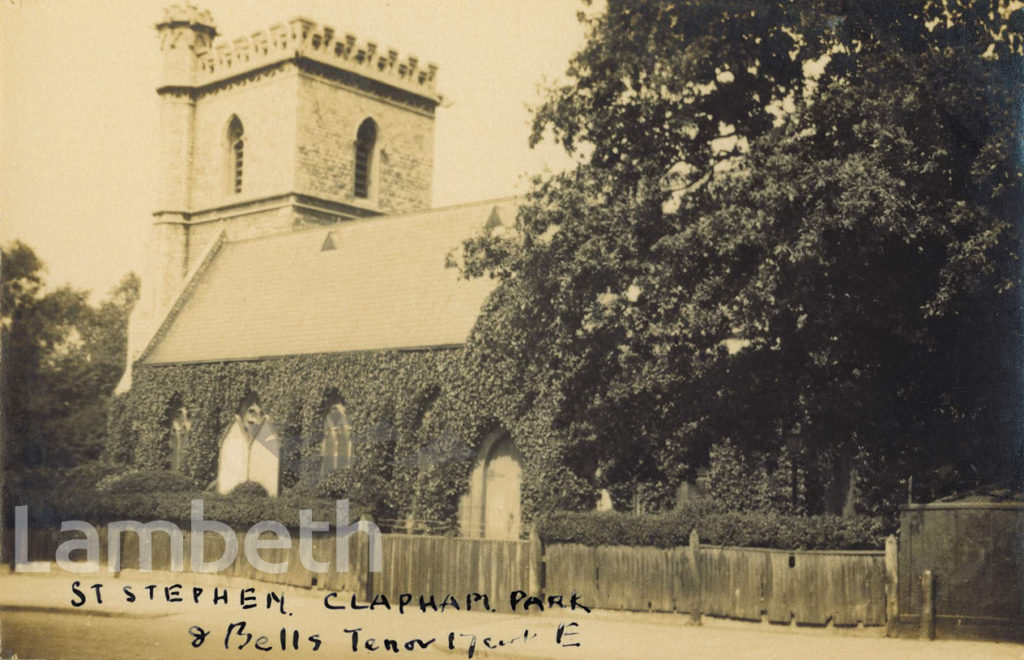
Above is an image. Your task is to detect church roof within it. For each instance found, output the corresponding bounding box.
[142,199,514,364]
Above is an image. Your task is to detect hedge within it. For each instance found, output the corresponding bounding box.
[101,469,197,494]
[15,485,368,531]
[534,501,887,550]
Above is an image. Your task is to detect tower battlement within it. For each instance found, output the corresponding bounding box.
[187,16,439,100]
[158,4,217,33]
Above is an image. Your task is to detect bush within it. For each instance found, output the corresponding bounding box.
[13,467,366,530]
[315,470,350,500]
[100,469,196,494]
[228,481,269,498]
[62,462,125,491]
[27,487,366,530]
[535,500,887,550]
[706,441,807,514]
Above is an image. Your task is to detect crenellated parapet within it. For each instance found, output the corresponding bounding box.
[195,16,439,101]
[156,4,217,90]
[157,4,217,41]
[160,4,216,28]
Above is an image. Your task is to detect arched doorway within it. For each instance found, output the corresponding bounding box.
[460,429,523,540]
[483,433,522,539]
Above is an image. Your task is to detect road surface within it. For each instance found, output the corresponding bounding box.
[0,569,1019,659]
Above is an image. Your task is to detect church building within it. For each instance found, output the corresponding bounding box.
[115,5,526,539]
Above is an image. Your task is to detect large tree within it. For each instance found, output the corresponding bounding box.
[2,241,139,471]
[461,0,1023,514]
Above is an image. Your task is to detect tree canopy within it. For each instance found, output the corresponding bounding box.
[2,241,139,471]
[461,0,1023,514]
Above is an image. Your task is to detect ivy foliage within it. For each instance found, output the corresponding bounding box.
[108,346,594,532]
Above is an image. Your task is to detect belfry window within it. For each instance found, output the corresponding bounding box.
[228,116,244,194]
[353,118,377,199]
[321,403,353,475]
[170,407,191,472]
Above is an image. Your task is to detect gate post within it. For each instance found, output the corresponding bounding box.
[920,569,935,640]
[688,528,701,625]
[528,523,543,596]
[885,534,898,637]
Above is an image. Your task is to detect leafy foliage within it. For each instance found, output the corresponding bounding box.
[461,0,1024,514]
[227,481,270,499]
[706,440,808,515]
[16,483,366,530]
[101,468,196,494]
[535,502,887,550]
[2,241,139,470]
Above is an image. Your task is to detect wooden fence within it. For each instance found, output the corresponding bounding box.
[12,526,885,625]
[374,535,531,611]
[546,541,887,626]
[19,504,1024,638]
[11,528,532,611]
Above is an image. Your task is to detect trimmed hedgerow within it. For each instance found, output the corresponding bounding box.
[534,499,726,548]
[535,501,887,550]
[62,462,125,491]
[20,486,368,531]
[101,469,197,494]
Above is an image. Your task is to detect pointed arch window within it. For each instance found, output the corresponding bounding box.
[353,118,377,199]
[170,407,191,472]
[321,403,353,475]
[242,401,262,436]
[227,116,244,194]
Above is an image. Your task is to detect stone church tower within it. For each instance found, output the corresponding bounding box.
[123,4,441,383]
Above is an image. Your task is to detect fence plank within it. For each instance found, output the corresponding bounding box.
[701,546,768,620]
[372,535,528,612]
[545,543,599,606]
[669,545,698,615]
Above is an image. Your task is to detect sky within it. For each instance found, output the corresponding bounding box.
[0,0,588,298]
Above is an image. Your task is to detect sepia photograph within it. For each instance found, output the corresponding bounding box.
[1,1,1022,657]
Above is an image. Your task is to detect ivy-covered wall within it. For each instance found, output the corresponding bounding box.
[106,346,595,532]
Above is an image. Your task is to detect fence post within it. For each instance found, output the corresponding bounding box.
[350,529,371,603]
[528,523,543,597]
[688,528,701,625]
[920,569,935,640]
[885,534,898,637]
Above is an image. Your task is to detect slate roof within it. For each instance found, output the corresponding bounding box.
[143,199,514,364]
